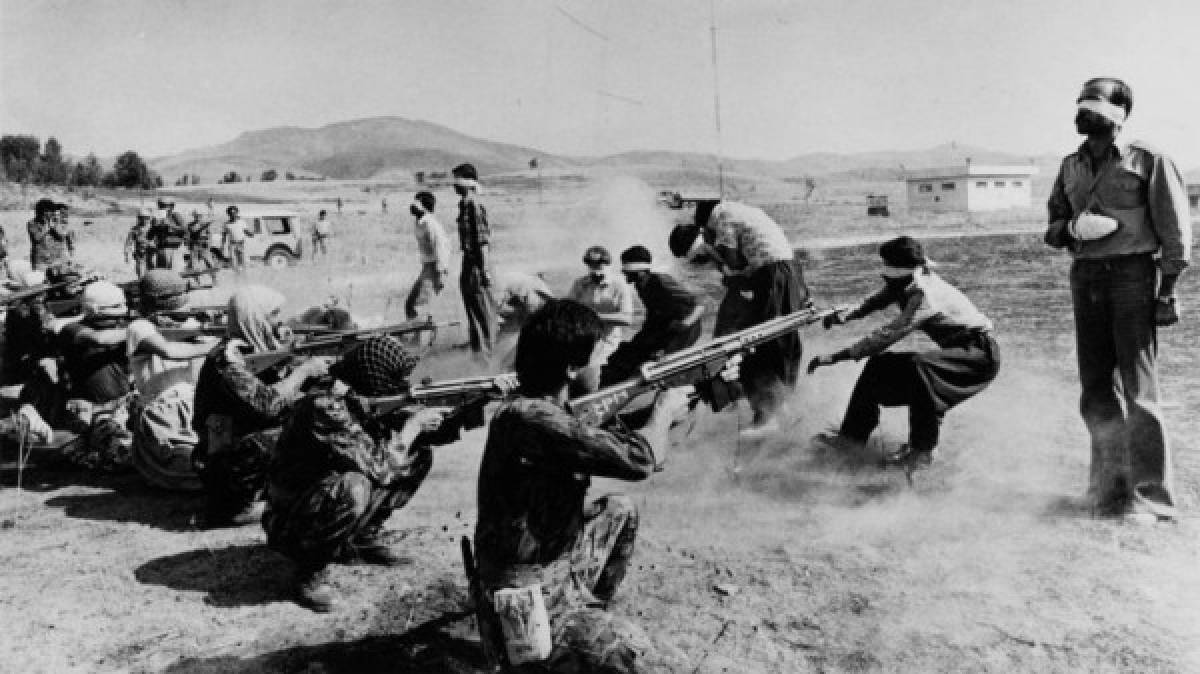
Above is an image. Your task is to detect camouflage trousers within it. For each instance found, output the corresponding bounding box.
[263,453,431,569]
[198,428,280,521]
[487,494,660,673]
[61,395,135,473]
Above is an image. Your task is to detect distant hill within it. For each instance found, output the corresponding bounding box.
[151,116,1062,186]
[150,116,576,183]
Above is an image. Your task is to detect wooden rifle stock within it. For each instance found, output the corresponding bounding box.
[565,306,837,426]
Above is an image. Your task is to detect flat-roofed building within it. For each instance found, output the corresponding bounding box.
[905,162,1038,213]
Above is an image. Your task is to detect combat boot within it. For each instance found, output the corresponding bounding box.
[342,528,409,567]
[296,566,338,613]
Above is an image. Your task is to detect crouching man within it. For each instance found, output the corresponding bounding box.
[263,336,449,612]
[473,299,687,671]
[808,236,1000,471]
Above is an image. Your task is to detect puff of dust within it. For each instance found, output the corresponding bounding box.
[497,175,678,279]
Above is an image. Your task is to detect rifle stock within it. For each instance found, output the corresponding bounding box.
[243,317,460,374]
[565,306,838,426]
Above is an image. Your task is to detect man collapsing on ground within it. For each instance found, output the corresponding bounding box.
[473,299,688,671]
[490,270,554,370]
[600,245,705,387]
[264,336,451,612]
[808,236,1000,472]
[669,199,809,437]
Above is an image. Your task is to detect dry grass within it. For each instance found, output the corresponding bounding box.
[1,178,1198,672]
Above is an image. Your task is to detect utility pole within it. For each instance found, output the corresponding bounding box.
[709,0,725,198]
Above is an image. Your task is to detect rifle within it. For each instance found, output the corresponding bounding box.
[364,372,512,435]
[158,324,227,341]
[461,536,512,672]
[565,305,839,426]
[1,280,73,307]
[243,317,459,374]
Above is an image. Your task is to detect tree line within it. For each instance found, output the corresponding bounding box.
[1,134,163,190]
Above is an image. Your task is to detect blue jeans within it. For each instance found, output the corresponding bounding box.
[1069,254,1173,508]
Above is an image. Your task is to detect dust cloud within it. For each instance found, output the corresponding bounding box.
[498,175,680,282]
[644,337,1101,602]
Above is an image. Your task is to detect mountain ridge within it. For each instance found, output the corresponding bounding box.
[149,116,1064,184]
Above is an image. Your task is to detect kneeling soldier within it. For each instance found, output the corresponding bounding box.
[474,299,687,670]
[264,336,449,612]
[808,236,1000,471]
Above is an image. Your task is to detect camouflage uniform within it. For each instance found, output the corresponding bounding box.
[263,393,433,569]
[475,396,661,672]
[192,339,295,522]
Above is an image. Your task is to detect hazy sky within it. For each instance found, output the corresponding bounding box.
[2,0,1199,168]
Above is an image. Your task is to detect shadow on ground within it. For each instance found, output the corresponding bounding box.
[135,543,294,607]
[44,486,205,532]
[161,613,487,674]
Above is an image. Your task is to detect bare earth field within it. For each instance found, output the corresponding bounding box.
[0,178,1198,673]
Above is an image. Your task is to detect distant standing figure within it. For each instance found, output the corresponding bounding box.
[1044,77,1191,523]
[381,197,388,214]
[28,198,74,271]
[186,208,218,281]
[125,208,153,276]
[404,192,451,320]
[206,197,215,216]
[312,210,332,261]
[452,163,495,360]
[0,218,10,281]
[336,197,343,215]
[149,198,187,270]
[221,205,249,272]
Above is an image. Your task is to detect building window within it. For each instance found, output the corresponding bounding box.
[918,184,933,193]
[1013,181,1023,187]
[941,182,956,191]
[976,181,987,188]
[994,181,1006,188]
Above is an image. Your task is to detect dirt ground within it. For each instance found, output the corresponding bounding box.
[1,180,1198,673]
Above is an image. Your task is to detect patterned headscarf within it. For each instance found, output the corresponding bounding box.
[227,285,287,353]
[330,336,418,396]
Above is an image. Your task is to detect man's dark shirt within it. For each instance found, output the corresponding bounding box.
[27,217,72,269]
[456,199,490,269]
[635,271,698,335]
[474,396,656,570]
[150,212,188,249]
[56,322,131,403]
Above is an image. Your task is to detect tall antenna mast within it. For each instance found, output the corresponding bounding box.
[709,0,725,198]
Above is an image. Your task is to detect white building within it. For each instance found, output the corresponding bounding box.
[905,162,1038,213]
